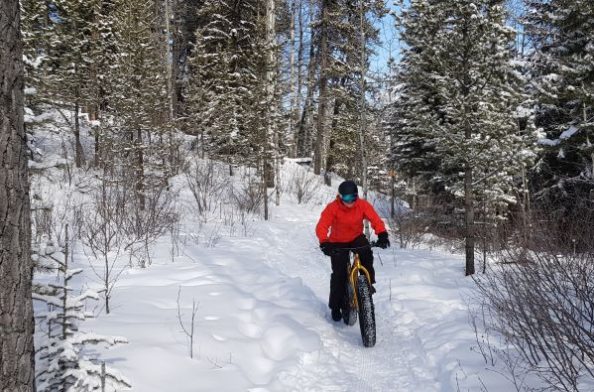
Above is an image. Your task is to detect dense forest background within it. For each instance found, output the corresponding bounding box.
[21,0,594,274]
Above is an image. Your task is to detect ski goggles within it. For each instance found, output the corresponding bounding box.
[340,193,358,203]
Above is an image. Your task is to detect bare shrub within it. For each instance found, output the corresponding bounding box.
[384,199,465,252]
[230,170,263,214]
[185,159,227,217]
[468,300,531,392]
[387,210,431,249]
[220,204,256,237]
[476,202,594,391]
[202,222,222,247]
[80,175,130,314]
[123,180,178,267]
[177,286,199,359]
[290,169,321,204]
[32,206,53,244]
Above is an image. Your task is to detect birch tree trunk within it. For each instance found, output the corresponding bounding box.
[288,0,296,157]
[0,0,36,390]
[263,0,276,219]
[295,0,316,158]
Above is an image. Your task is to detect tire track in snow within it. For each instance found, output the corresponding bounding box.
[256,204,439,391]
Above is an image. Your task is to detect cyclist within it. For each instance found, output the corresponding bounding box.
[316,180,390,321]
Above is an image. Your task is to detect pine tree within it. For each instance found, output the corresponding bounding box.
[104,0,171,207]
[294,0,318,159]
[391,0,535,275]
[313,0,387,181]
[524,0,594,205]
[21,0,51,107]
[389,0,444,190]
[21,0,108,167]
[186,0,263,165]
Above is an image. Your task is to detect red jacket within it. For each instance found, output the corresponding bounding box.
[316,197,387,243]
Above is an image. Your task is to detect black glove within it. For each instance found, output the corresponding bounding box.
[376,232,390,249]
[320,242,334,256]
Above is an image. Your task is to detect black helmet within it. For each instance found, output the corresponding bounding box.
[338,180,358,201]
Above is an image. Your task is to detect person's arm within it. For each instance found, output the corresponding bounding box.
[362,200,387,236]
[316,203,335,243]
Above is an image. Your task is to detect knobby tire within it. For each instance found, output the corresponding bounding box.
[343,275,357,326]
[356,275,376,347]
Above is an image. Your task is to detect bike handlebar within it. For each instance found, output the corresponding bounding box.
[330,242,378,254]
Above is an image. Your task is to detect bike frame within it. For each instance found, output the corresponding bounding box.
[336,242,376,310]
[348,252,372,309]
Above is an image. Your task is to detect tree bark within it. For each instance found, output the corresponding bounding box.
[136,130,145,210]
[265,0,276,190]
[0,0,36,390]
[74,99,84,168]
[296,0,304,134]
[288,0,296,157]
[324,98,340,185]
[464,140,475,276]
[460,18,474,276]
[263,0,277,220]
[295,0,316,158]
[313,0,329,175]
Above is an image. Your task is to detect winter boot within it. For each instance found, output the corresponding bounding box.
[331,308,342,322]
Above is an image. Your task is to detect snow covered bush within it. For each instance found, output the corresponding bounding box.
[33,226,130,391]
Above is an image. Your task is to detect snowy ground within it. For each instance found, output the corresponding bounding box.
[33,165,513,392]
[27,112,511,391]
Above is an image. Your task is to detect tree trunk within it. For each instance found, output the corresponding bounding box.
[314,0,329,175]
[288,0,296,157]
[464,149,475,276]
[324,98,340,185]
[461,20,474,276]
[295,0,316,158]
[296,0,304,136]
[263,161,269,221]
[0,0,36,389]
[136,130,145,210]
[74,99,84,168]
[164,0,175,121]
[104,255,111,314]
[262,0,276,218]
[62,225,70,341]
[358,2,368,204]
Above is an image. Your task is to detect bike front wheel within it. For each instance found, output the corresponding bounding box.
[342,277,357,326]
[356,275,376,347]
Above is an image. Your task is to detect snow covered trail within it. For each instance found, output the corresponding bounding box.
[257,204,440,392]
[81,194,489,392]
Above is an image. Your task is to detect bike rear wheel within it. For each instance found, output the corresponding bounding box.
[356,275,376,347]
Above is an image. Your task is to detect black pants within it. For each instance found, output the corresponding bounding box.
[328,235,375,310]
